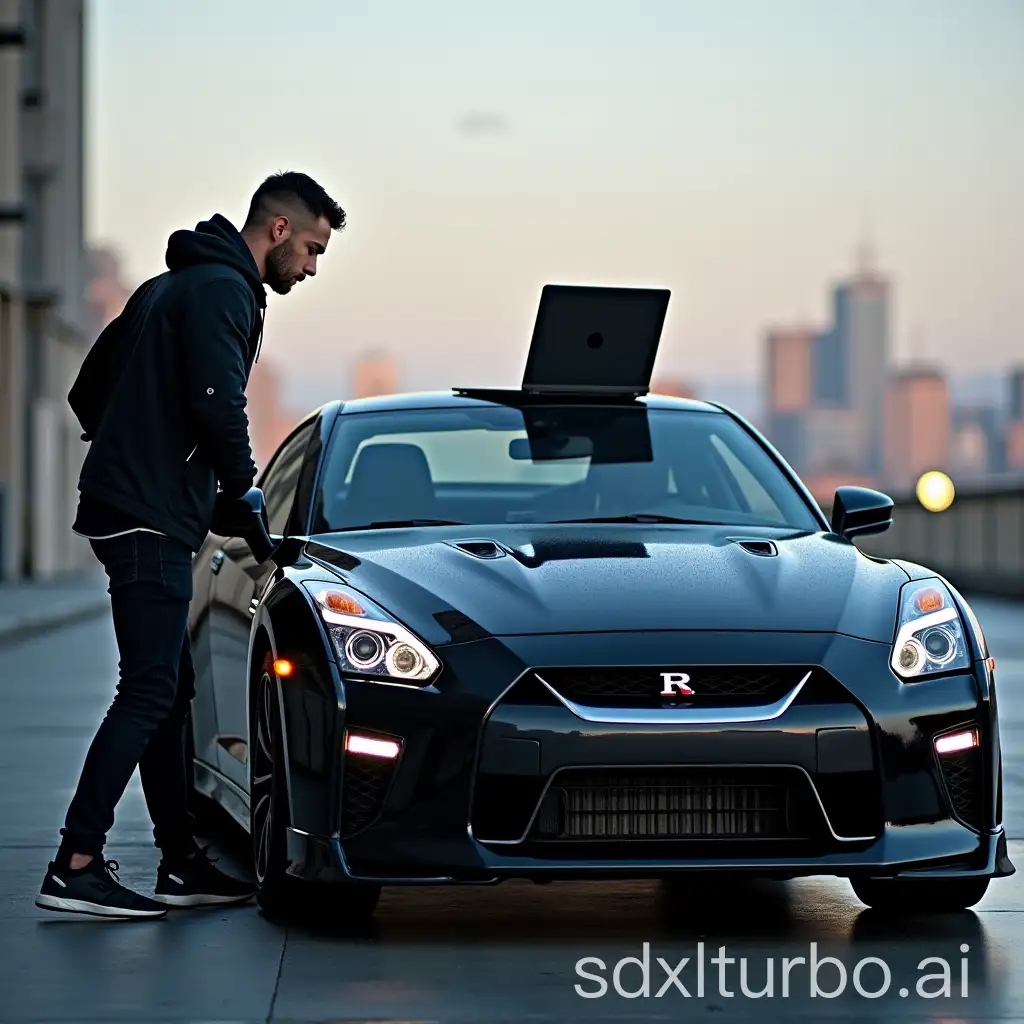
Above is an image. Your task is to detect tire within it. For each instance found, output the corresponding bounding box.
[851,876,990,913]
[250,652,381,923]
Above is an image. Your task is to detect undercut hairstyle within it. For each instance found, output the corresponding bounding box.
[243,171,346,232]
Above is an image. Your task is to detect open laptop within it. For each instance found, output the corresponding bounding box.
[521,284,671,396]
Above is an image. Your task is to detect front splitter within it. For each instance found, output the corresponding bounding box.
[282,823,1014,886]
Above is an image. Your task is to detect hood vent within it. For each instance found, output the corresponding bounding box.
[733,539,778,557]
[452,539,506,560]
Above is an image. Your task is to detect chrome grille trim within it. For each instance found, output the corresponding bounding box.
[532,670,811,724]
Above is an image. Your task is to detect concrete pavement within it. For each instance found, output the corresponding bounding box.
[0,595,1022,1022]
[0,569,108,646]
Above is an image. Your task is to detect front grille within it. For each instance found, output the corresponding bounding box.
[939,746,984,831]
[534,666,809,709]
[532,768,796,840]
[341,753,395,838]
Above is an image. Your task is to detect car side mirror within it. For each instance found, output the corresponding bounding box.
[830,486,894,540]
[211,487,277,563]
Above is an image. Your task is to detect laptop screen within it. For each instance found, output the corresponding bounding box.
[521,284,670,394]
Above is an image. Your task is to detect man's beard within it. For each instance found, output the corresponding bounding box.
[264,242,293,295]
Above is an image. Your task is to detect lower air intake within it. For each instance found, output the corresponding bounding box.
[341,754,394,838]
[534,769,790,840]
[939,746,984,831]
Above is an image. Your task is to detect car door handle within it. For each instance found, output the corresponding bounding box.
[211,550,225,574]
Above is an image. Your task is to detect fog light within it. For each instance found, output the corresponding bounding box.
[935,729,978,755]
[345,731,400,759]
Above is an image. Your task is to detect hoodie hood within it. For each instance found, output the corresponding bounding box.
[165,213,265,308]
[165,213,267,361]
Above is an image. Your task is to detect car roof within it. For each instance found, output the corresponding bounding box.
[335,389,725,416]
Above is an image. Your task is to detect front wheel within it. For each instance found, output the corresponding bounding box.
[851,876,990,913]
[250,653,381,923]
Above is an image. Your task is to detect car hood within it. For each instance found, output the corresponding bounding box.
[304,524,910,644]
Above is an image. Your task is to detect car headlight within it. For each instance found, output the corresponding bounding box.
[301,581,440,685]
[890,578,971,680]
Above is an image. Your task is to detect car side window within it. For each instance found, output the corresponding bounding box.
[262,422,315,535]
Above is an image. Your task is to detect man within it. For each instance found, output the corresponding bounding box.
[35,171,346,919]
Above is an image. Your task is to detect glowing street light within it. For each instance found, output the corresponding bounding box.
[916,471,955,512]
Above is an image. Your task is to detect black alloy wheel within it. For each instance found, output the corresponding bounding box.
[251,661,279,890]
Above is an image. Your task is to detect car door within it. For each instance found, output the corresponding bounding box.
[208,417,318,788]
[187,534,222,776]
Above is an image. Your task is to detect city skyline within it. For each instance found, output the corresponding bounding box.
[85,0,1024,392]
[761,254,1024,496]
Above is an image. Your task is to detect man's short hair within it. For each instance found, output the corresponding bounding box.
[244,171,346,232]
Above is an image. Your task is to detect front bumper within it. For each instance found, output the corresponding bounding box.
[281,628,1014,885]
[285,822,1015,885]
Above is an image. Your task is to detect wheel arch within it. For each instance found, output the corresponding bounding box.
[249,576,345,839]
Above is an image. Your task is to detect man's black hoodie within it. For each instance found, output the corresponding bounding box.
[69,214,266,552]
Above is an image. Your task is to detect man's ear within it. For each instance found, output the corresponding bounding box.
[270,215,291,243]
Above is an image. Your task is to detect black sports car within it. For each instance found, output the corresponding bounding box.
[188,286,1012,920]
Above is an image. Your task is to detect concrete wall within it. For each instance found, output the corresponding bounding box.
[0,0,26,581]
[0,0,88,581]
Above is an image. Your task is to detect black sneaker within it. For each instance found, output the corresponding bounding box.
[36,858,168,919]
[153,845,255,907]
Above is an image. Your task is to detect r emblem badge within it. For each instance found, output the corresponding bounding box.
[660,672,694,696]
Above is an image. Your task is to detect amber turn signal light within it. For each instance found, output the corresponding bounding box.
[915,587,945,614]
[319,590,366,616]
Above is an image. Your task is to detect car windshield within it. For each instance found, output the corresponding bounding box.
[311,403,820,533]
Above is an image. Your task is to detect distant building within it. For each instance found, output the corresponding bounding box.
[1006,420,1024,472]
[950,421,989,480]
[803,471,877,507]
[952,405,1004,476]
[831,269,891,476]
[767,413,806,473]
[651,377,699,399]
[802,408,867,478]
[883,365,950,493]
[761,246,891,482]
[764,327,814,473]
[811,328,845,406]
[765,327,814,414]
[0,0,88,580]
[85,246,132,341]
[1009,366,1024,421]
[246,358,298,471]
[352,353,398,399]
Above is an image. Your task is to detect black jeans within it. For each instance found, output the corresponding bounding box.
[59,531,197,861]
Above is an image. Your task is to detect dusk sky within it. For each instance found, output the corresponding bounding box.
[86,0,1023,406]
